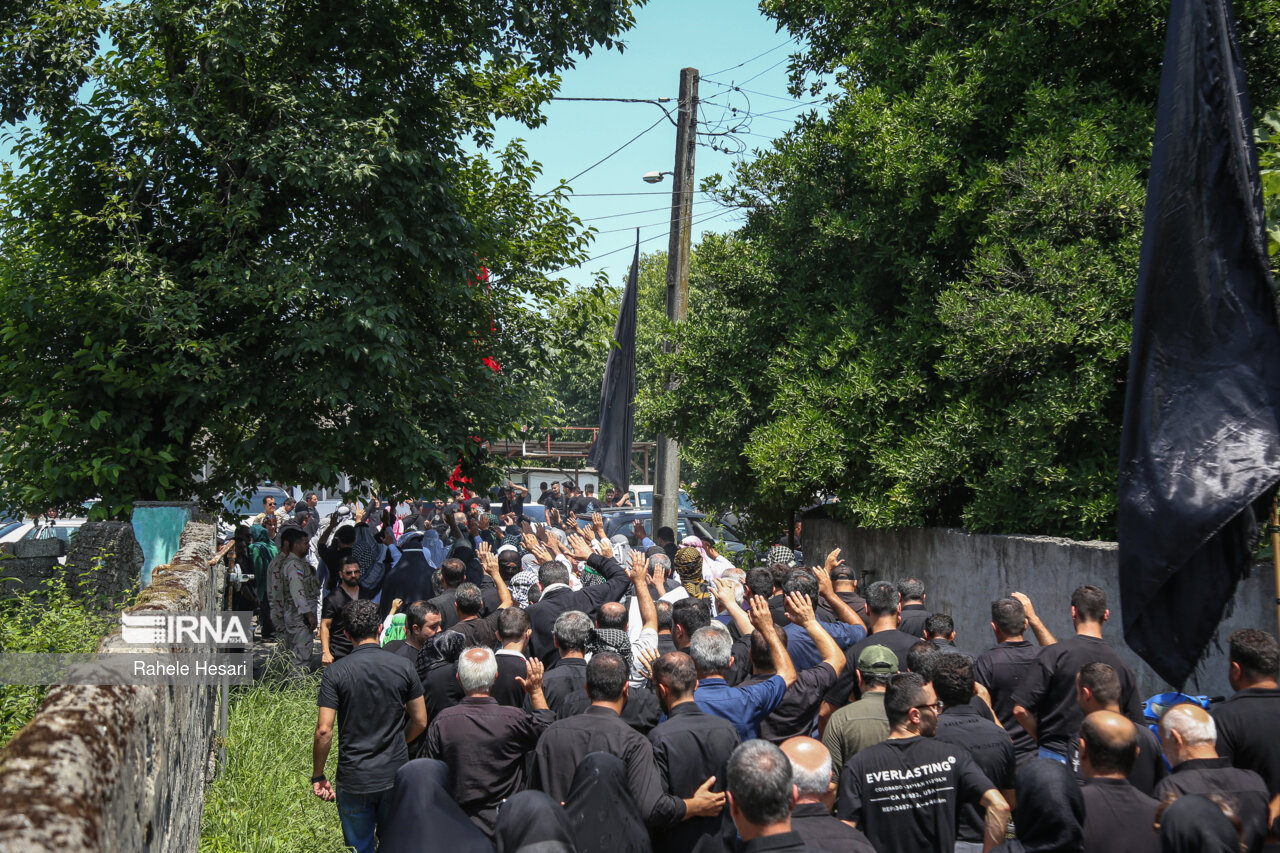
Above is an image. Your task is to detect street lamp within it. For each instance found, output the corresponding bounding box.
[643,170,674,184]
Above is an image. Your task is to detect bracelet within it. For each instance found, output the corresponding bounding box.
[311,774,327,784]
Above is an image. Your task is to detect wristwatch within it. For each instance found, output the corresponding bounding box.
[310,774,327,784]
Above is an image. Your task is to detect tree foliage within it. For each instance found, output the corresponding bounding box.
[645,0,1280,541]
[0,0,644,518]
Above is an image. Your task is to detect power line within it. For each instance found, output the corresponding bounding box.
[579,198,718,222]
[704,37,797,78]
[538,113,669,197]
[736,55,793,88]
[556,206,743,272]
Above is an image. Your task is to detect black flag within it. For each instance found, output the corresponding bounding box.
[1119,0,1280,687]
[587,233,640,494]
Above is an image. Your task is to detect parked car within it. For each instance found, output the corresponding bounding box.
[0,517,89,563]
[626,485,697,512]
[593,508,748,557]
[219,486,292,521]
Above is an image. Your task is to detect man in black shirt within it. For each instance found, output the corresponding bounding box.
[1159,702,1270,853]
[734,589,843,744]
[426,646,554,837]
[974,595,1055,765]
[525,538,630,667]
[1011,584,1142,762]
[382,600,441,665]
[320,557,362,666]
[540,610,592,715]
[780,736,874,853]
[1212,628,1280,798]
[931,655,1016,853]
[450,581,502,650]
[530,652,725,829]
[539,481,567,515]
[1070,662,1165,795]
[830,566,868,626]
[499,480,528,517]
[427,558,468,631]
[925,613,975,661]
[648,651,741,853]
[1078,710,1159,853]
[492,606,531,707]
[896,578,929,638]
[312,599,426,853]
[723,740,813,853]
[838,672,1010,853]
[820,580,920,719]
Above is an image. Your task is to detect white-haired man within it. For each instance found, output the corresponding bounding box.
[425,646,552,837]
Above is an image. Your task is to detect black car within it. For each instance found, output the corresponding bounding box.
[594,508,749,556]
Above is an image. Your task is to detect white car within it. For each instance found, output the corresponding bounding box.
[627,485,697,512]
[0,517,89,563]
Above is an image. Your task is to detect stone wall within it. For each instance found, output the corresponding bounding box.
[804,519,1277,698]
[0,521,221,853]
[64,521,145,603]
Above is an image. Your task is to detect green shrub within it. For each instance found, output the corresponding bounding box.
[200,661,345,853]
[0,573,129,747]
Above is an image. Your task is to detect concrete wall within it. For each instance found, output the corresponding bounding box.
[805,519,1277,698]
[0,521,221,853]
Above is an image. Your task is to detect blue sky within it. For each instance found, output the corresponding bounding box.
[489,0,824,289]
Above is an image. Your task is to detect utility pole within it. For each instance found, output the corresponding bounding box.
[653,67,697,539]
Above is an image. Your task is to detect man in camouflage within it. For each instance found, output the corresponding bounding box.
[269,526,320,666]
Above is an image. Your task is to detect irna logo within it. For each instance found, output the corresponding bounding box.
[120,612,250,646]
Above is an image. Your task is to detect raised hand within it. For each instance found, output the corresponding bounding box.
[516,657,545,694]
[785,590,816,626]
[628,549,648,584]
[748,594,774,634]
[591,511,606,538]
[566,533,594,562]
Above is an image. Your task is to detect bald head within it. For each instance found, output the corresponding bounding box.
[1160,703,1218,766]
[1079,710,1138,778]
[781,736,833,802]
[597,601,628,631]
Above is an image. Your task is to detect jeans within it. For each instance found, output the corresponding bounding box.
[336,785,395,853]
[955,842,985,853]
[1038,746,1068,764]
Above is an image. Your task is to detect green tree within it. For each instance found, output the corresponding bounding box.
[0,0,644,518]
[646,0,1280,541]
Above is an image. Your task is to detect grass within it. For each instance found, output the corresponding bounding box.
[199,657,347,853]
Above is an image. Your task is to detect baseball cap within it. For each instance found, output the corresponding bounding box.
[857,645,900,674]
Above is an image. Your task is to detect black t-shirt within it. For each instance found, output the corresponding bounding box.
[934,705,1017,842]
[1009,634,1142,754]
[571,495,599,515]
[898,604,929,639]
[756,662,838,744]
[1067,717,1166,796]
[824,628,921,706]
[317,644,424,794]
[1213,687,1280,797]
[382,639,420,666]
[321,586,358,659]
[1080,777,1160,853]
[838,735,994,853]
[974,640,1041,761]
[500,493,525,517]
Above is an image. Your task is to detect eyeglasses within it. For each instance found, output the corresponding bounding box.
[914,701,942,713]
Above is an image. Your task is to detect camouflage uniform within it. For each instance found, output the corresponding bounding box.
[268,551,321,666]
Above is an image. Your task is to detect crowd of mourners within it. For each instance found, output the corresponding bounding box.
[228,482,1280,853]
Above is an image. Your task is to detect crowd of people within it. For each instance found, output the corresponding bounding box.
[228,485,1280,853]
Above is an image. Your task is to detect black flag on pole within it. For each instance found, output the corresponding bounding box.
[1119,0,1280,687]
[587,233,640,494]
